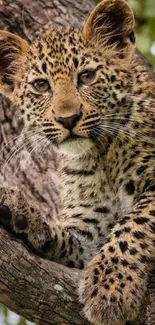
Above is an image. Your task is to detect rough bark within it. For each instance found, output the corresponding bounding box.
[0,227,90,325]
[0,0,155,325]
[0,0,94,220]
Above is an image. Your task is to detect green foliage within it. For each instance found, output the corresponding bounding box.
[95,0,155,68]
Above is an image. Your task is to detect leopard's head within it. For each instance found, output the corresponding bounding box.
[0,0,135,156]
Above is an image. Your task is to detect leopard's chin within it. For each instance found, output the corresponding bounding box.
[58,137,94,157]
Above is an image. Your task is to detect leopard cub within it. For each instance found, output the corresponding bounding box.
[0,0,155,325]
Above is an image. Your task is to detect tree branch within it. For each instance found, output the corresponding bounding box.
[0,225,155,325]
[0,227,90,325]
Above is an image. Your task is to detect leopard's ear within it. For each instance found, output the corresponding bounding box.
[0,30,29,98]
[83,0,135,58]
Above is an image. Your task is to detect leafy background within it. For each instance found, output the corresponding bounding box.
[128,0,155,67]
[0,0,155,324]
[96,0,155,67]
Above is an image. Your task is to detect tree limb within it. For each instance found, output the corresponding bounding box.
[0,227,90,325]
[0,225,155,325]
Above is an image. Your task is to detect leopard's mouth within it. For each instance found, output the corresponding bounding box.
[63,133,85,143]
[59,133,94,156]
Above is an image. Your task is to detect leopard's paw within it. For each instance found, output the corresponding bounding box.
[0,187,29,232]
[0,187,57,257]
[79,249,146,325]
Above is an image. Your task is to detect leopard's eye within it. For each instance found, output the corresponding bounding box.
[32,79,50,92]
[78,70,96,86]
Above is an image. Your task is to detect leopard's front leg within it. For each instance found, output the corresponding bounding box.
[0,188,96,268]
[0,187,65,257]
[79,190,155,325]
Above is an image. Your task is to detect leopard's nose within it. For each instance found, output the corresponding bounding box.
[56,113,82,130]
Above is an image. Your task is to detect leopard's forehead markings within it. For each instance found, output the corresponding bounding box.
[29,28,89,77]
[28,27,101,79]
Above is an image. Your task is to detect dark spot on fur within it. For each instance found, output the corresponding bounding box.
[121,259,129,266]
[125,180,135,195]
[94,268,99,275]
[115,230,122,238]
[135,217,149,224]
[94,207,110,213]
[129,263,138,270]
[127,275,133,281]
[83,218,99,224]
[73,57,79,68]
[42,62,47,73]
[120,283,125,288]
[119,216,129,225]
[140,255,152,264]
[130,248,137,255]
[111,257,119,264]
[150,222,155,233]
[91,288,98,297]
[133,231,145,239]
[109,246,115,253]
[119,241,128,253]
[150,210,155,217]
[140,243,148,249]
[93,276,98,284]
[105,268,112,275]
[137,165,147,175]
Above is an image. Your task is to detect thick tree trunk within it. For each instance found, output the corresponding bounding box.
[0,0,155,325]
[0,0,94,220]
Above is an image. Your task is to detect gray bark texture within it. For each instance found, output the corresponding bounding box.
[0,0,155,324]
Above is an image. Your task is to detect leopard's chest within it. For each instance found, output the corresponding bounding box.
[60,156,135,241]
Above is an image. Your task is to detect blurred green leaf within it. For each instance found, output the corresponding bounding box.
[144,0,155,18]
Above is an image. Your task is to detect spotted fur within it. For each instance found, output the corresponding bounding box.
[0,0,155,324]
